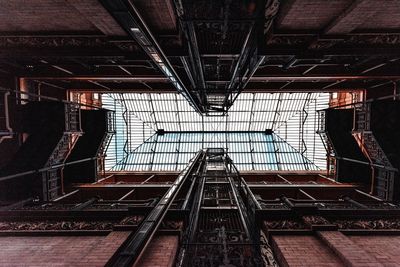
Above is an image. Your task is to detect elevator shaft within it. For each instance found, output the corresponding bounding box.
[177,148,263,267]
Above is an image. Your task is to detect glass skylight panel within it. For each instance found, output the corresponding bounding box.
[102,92,329,171]
[110,132,320,171]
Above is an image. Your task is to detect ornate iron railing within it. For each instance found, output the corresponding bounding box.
[42,102,82,200]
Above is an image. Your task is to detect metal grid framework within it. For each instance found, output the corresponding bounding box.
[111,132,318,171]
[102,94,154,169]
[102,92,329,171]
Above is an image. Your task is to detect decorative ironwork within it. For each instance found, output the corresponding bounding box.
[302,215,330,225]
[0,220,115,231]
[260,231,279,267]
[352,101,397,200]
[12,203,77,211]
[97,110,116,176]
[317,110,336,176]
[160,220,183,230]
[335,219,400,230]
[267,35,312,46]
[346,34,400,46]
[308,39,340,50]
[41,102,82,201]
[258,198,400,211]
[263,220,305,230]
[0,37,110,48]
[375,169,396,200]
[119,216,144,226]
[177,148,268,267]
[266,34,400,49]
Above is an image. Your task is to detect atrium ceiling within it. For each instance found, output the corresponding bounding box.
[102,92,329,171]
[1,0,400,172]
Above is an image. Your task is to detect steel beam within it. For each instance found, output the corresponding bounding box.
[100,0,202,113]
[250,75,400,82]
[0,157,98,183]
[173,1,214,112]
[22,76,169,82]
[22,75,400,82]
[259,47,400,57]
[106,151,203,267]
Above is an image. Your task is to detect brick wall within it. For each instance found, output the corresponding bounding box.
[0,231,131,267]
[276,0,349,30]
[271,235,343,267]
[317,231,383,267]
[82,231,131,266]
[271,232,400,267]
[0,0,103,33]
[134,235,179,267]
[350,236,400,266]
[0,235,104,267]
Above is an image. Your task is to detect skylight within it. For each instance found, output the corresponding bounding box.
[102,92,329,171]
[110,132,319,172]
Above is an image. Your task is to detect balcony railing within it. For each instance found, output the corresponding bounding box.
[317,110,336,177]
[352,101,397,199]
[97,110,116,176]
[42,102,82,200]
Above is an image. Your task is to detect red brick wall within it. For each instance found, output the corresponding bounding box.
[82,231,131,266]
[134,235,179,267]
[271,232,400,267]
[317,231,383,267]
[0,235,104,266]
[271,235,343,267]
[0,231,131,267]
[350,235,400,266]
[0,0,103,33]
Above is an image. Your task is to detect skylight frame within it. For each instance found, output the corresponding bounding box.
[102,92,329,171]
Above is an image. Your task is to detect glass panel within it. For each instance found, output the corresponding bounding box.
[102,93,329,171]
